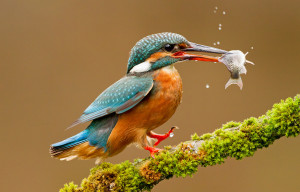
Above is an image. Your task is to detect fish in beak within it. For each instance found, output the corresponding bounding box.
[172,42,254,90]
[219,50,254,90]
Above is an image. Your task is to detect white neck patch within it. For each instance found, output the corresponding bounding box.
[129,60,151,73]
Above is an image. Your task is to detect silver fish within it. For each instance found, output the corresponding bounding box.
[219,50,254,90]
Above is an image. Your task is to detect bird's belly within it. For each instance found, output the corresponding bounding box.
[106,66,182,155]
[124,66,182,130]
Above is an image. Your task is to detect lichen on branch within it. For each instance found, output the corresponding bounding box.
[60,95,300,192]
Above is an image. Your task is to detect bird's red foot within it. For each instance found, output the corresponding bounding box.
[144,146,162,158]
[148,126,178,147]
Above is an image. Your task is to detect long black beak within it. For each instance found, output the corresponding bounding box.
[172,42,228,62]
[183,42,228,54]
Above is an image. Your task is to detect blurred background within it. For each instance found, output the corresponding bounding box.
[1,0,299,191]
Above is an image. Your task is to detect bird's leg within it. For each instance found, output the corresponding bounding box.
[143,146,161,158]
[144,127,178,157]
[148,126,178,147]
[141,135,161,158]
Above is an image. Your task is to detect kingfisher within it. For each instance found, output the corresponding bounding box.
[50,32,227,162]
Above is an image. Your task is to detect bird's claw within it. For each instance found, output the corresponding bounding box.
[152,126,178,147]
[144,146,162,158]
[170,126,179,137]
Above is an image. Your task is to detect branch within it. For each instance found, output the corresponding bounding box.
[60,95,300,192]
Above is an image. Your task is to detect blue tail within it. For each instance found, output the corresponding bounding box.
[50,113,118,158]
[50,129,89,157]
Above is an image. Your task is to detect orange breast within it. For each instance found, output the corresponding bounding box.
[107,65,183,156]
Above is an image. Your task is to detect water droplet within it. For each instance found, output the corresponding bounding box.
[206,84,210,88]
[170,133,174,138]
[223,11,226,15]
[215,6,218,10]
[251,46,254,50]
[219,27,222,30]
[217,41,220,45]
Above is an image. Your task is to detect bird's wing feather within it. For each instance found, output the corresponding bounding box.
[68,76,153,128]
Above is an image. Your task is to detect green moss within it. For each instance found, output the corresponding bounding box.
[60,95,300,192]
[90,162,113,175]
[164,145,172,150]
[214,129,225,136]
[198,95,300,167]
[191,133,200,141]
[60,182,79,192]
[200,133,213,140]
[268,96,300,137]
[149,146,200,179]
[222,121,241,129]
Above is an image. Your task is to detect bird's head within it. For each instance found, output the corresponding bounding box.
[127,32,228,74]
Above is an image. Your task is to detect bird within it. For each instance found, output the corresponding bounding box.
[50,32,228,163]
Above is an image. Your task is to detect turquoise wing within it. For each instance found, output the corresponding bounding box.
[68,76,153,128]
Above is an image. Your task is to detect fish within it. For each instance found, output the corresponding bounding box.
[218,50,254,90]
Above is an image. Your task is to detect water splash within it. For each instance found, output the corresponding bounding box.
[214,6,218,13]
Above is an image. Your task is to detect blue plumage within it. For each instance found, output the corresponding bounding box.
[51,114,118,155]
[127,32,188,73]
[68,76,153,128]
[51,130,89,151]
[151,56,181,71]
[86,114,118,150]
[51,76,153,156]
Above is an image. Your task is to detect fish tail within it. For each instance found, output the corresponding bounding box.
[225,77,243,90]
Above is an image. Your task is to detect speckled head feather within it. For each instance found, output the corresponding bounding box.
[127,32,189,73]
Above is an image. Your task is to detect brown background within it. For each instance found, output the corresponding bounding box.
[1,0,299,191]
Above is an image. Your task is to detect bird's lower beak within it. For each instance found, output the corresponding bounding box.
[173,42,228,62]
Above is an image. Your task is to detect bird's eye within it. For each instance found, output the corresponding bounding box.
[164,44,175,52]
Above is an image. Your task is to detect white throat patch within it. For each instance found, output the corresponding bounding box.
[129,60,151,73]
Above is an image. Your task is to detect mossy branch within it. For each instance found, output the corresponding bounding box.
[61,95,300,192]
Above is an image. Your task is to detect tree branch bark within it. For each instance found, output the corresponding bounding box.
[60,95,300,192]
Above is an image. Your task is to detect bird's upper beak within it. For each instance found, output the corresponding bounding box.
[172,42,228,62]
